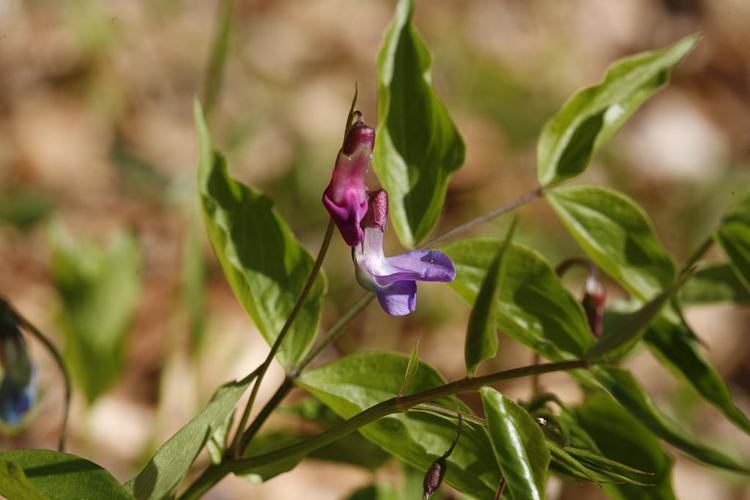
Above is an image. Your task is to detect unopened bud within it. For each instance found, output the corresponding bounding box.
[342,111,375,156]
[582,274,606,338]
[423,457,447,499]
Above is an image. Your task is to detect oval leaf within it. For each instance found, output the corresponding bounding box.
[678,264,750,306]
[374,0,466,248]
[0,460,47,500]
[443,239,594,361]
[547,185,675,300]
[481,387,550,500]
[195,102,325,368]
[0,450,133,500]
[537,34,698,186]
[465,221,516,375]
[126,373,255,500]
[297,352,500,498]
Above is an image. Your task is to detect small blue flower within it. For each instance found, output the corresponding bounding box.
[353,190,456,316]
[0,303,36,425]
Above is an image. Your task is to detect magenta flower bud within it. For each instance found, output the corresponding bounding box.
[353,189,455,316]
[322,112,375,246]
[582,274,606,338]
[423,457,447,499]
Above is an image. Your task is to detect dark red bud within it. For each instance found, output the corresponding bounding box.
[423,457,447,499]
[582,274,606,338]
[342,111,375,156]
[361,189,388,231]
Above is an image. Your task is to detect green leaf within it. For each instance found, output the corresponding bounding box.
[206,409,234,464]
[443,238,594,361]
[0,450,133,500]
[399,337,421,397]
[297,352,500,498]
[645,316,750,435]
[537,34,698,186]
[195,102,325,368]
[592,366,750,474]
[374,0,465,248]
[585,281,680,360]
[50,227,141,403]
[465,221,516,376]
[481,387,550,500]
[0,460,47,500]
[547,185,675,300]
[126,373,256,500]
[574,393,676,500]
[240,431,303,483]
[715,208,750,294]
[678,264,750,305]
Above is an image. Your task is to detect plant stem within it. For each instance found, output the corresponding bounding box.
[230,218,335,456]
[179,359,586,500]
[423,186,544,248]
[15,312,71,452]
[202,0,233,117]
[681,236,714,275]
[229,360,586,473]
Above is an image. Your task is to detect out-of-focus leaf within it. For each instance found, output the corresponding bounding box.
[464,221,516,376]
[195,102,325,368]
[0,460,47,500]
[202,0,233,116]
[125,373,255,500]
[0,450,133,500]
[0,188,54,230]
[678,264,750,305]
[374,0,465,248]
[297,352,500,498]
[537,34,698,186]
[443,239,594,361]
[50,227,141,403]
[715,195,750,292]
[399,338,421,397]
[645,317,750,435]
[481,388,549,500]
[547,185,675,301]
[592,366,750,474]
[574,393,676,500]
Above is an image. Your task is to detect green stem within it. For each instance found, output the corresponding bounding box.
[202,0,233,116]
[681,236,714,276]
[180,359,586,500]
[230,218,335,456]
[15,312,71,452]
[423,186,544,248]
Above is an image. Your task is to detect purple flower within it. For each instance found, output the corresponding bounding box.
[353,190,456,316]
[322,111,376,246]
[0,303,36,425]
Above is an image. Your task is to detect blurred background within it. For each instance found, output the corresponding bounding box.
[1,0,749,498]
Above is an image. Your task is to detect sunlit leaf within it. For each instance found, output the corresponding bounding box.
[0,460,47,500]
[297,352,500,498]
[537,34,698,186]
[374,0,465,248]
[195,102,325,368]
[0,450,133,500]
[443,239,594,361]
[126,373,256,500]
[464,221,516,375]
[481,387,549,500]
[547,185,675,301]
